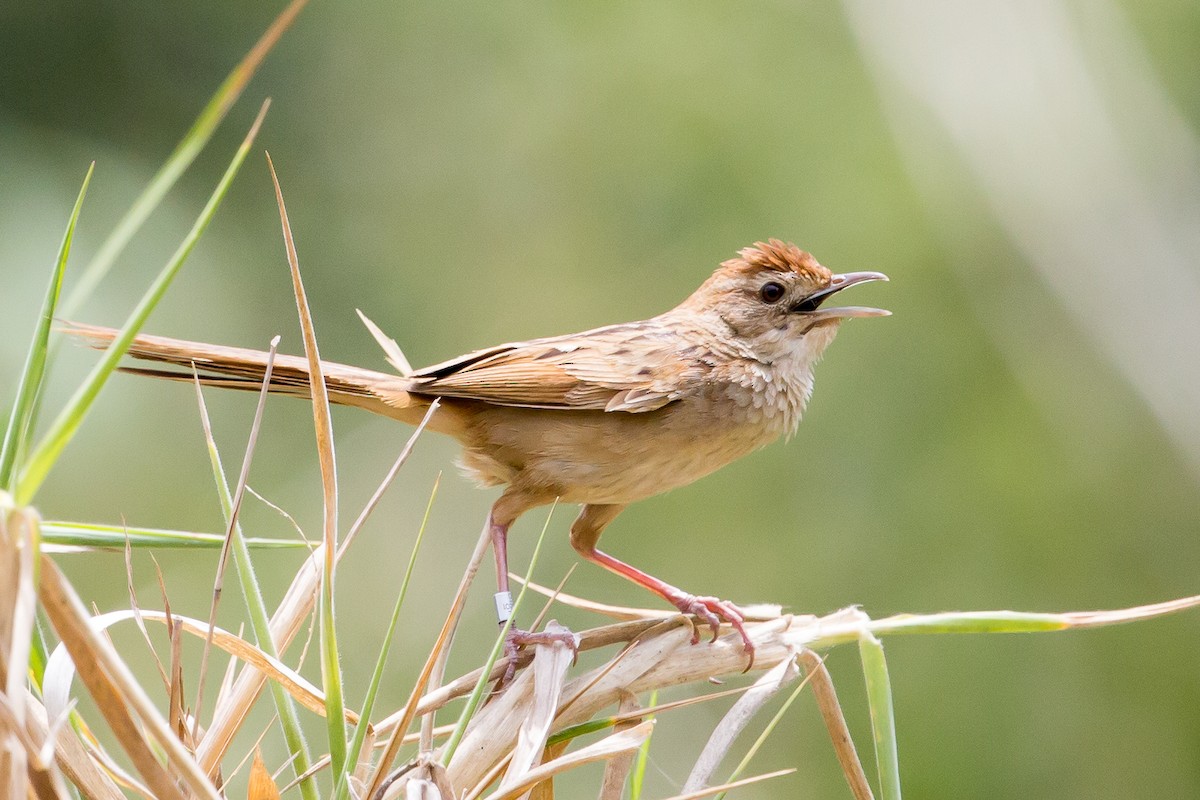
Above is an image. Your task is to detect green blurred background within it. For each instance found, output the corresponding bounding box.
[3,2,1200,797]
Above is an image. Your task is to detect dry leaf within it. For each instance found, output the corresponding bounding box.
[247,748,281,800]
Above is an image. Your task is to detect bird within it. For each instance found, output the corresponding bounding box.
[69,239,888,671]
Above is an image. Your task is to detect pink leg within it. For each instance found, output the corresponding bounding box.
[488,493,577,686]
[569,504,754,666]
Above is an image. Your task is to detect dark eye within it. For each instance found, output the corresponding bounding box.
[759,281,785,304]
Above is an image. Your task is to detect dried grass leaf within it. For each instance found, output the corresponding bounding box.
[2,504,39,717]
[248,747,282,800]
[798,650,873,800]
[22,687,123,800]
[597,690,641,800]
[659,768,795,800]
[683,653,799,792]
[43,609,358,728]
[498,626,575,792]
[480,721,653,800]
[196,547,322,774]
[365,517,495,799]
[38,557,215,800]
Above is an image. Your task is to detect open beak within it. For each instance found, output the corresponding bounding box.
[793,271,890,320]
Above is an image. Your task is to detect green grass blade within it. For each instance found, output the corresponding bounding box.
[58,0,306,319]
[0,163,94,491]
[319,582,346,779]
[868,610,1067,636]
[859,632,901,800]
[196,380,318,800]
[629,689,657,800]
[28,615,51,692]
[712,661,816,800]
[440,503,557,767]
[40,520,308,550]
[265,152,347,783]
[548,686,748,750]
[803,599,1200,651]
[335,475,440,799]
[16,101,269,505]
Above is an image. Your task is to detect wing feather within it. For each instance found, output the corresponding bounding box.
[408,320,703,412]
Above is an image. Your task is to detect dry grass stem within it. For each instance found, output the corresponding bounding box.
[364,517,495,798]
[597,690,642,800]
[481,720,653,800]
[38,556,220,799]
[43,610,360,726]
[661,767,797,800]
[496,632,574,792]
[8,507,1200,799]
[683,652,801,792]
[799,649,873,800]
[194,335,281,740]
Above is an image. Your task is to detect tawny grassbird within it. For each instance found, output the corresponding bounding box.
[71,239,888,667]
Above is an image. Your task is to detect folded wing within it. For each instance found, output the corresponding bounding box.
[409,321,707,412]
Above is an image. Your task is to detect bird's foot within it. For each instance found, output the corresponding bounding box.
[497,624,579,689]
[666,591,755,669]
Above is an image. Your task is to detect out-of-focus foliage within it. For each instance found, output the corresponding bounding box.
[2,2,1198,797]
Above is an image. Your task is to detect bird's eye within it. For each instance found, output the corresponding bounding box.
[759,281,785,304]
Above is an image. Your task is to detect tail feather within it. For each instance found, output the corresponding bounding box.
[63,322,444,429]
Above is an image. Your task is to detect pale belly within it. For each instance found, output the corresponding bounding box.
[456,396,787,505]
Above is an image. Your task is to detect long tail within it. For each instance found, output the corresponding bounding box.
[64,322,452,431]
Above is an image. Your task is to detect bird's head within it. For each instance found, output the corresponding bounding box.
[679,239,889,364]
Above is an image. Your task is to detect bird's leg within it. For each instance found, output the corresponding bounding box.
[569,504,754,664]
[487,494,577,687]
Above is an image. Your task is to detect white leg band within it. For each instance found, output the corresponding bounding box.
[494,591,514,624]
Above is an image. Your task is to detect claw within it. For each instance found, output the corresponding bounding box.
[495,625,579,690]
[667,592,755,671]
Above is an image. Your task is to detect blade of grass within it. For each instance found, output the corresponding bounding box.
[795,596,1200,649]
[0,163,93,491]
[266,151,348,780]
[40,521,308,550]
[498,620,574,793]
[0,693,74,798]
[441,503,558,768]
[338,400,440,560]
[547,686,747,748]
[364,516,497,800]
[193,375,318,800]
[248,747,283,800]
[858,632,901,800]
[43,608,359,727]
[22,686,124,800]
[629,689,656,800]
[598,690,642,800]
[16,100,270,505]
[334,473,440,800]
[27,615,51,692]
[710,657,819,800]
[686,654,801,794]
[58,0,306,319]
[38,556,219,799]
[479,720,653,800]
[122,533,169,696]
[193,335,280,742]
[333,474,436,800]
[796,649,873,800]
[659,768,796,800]
[0,497,41,792]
